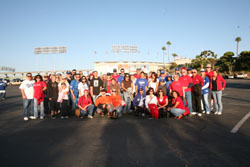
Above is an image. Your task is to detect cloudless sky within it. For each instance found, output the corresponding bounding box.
[0,0,250,72]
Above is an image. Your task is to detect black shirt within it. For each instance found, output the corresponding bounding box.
[90,77,103,95]
[212,78,217,91]
[47,81,58,100]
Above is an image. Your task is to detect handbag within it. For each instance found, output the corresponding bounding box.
[75,108,81,117]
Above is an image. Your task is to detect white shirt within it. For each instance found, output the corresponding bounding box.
[78,82,89,95]
[19,80,35,99]
[149,81,158,92]
[145,95,158,109]
[62,88,69,100]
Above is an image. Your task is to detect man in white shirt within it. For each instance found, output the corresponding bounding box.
[19,73,35,121]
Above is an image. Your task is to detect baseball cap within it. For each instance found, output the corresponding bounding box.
[160,70,165,74]
[66,70,72,74]
[175,67,180,71]
[200,69,205,72]
[187,67,192,71]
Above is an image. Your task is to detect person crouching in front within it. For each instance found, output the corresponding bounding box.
[168,90,185,119]
[78,89,94,119]
[109,88,123,119]
[133,87,146,116]
[146,87,159,119]
[95,88,111,117]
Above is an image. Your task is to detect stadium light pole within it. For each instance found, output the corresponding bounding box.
[111,45,140,61]
[34,46,67,72]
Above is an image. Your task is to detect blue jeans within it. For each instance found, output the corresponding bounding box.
[34,98,44,118]
[123,92,131,113]
[71,95,79,111]
[170,108,185,116]
[0,92,6,99]
[110,106,123,117]
[202,93,210,113]
[23,99,34,117]
[212,91,223,113]
[81,104,94,116]
[185,91,192,113]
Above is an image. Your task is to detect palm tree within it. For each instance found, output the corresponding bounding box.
[172,53,178,61]
[235,37,242,57]
[166,41,171,63]
[162,46,166,67]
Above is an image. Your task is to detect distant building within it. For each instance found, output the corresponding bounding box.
[94,61,171,74]
[172,58,192,65]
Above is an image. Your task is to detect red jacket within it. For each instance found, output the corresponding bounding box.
[179,75,193,92]
[191,75,204,92]
[210,75,226,91]
[78,96,92,108]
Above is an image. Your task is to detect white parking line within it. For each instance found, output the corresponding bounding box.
[231,111,250,133]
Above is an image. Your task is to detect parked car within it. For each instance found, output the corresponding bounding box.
[10,78,23,86]
[236,72,247,79]
[228,75,234,79]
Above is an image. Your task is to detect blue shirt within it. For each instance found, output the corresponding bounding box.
[158,76,167,84]
[202,76,210,94]
[70,79,80,97]
[0,81,7,90]
[117,75,124,85]
[136,78,148,93]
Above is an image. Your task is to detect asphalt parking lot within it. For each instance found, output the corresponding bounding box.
[0,79,250,167]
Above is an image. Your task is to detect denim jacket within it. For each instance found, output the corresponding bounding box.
[133,93,146,107]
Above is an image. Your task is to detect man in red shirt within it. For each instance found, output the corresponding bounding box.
[112,68,120,81]
[134,68,141,79]
[169,75,185,98]
[180,67,193,114]
[191,69,204,116]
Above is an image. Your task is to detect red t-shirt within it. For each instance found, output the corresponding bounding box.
[157,96,168,106]
[78,96,92,108]
[106,79,112,93]
[179,75,192,92]
[205,71,213,81]
[134,74,141,79]
[33,81,46,100]
[172,97,185,110]
[169,81,184,96]
[112,74,120,81]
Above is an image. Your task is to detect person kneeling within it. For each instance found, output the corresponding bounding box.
[78,89,94,119]
[95,88,111,117]
[133,88,146,116]
[110,89,123,119]
[168,90,185,119]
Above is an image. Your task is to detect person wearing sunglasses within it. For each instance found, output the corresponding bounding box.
[191,69,204,116]
[179,67,193,114]
[95,88,111,117]
[33,74,47,119]
[70,73,81,115]
[157,88,169,118]
[168,90,185,119]
[145,87,159,119]
[121,74,133,114]
[110,89,123,118]
[19,73,35,121]
[78,76,89,97]
[133,87,146,116]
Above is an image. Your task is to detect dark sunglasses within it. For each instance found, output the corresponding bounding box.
[112,91,116,92]
[159,90,163,92]
[44,76,48,78]
[192,72,197,73]
[27,76,32,77]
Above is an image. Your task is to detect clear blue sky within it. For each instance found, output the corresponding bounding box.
[1,0,250,72]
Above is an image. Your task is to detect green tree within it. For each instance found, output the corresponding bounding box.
[196,50,217,69]
[235,51,250,71]
[170,62,178,70]
[218,52,235,73]
[162,46,166,67]
[172,53,178,61]
[235,37,242,57]
[166,41,171,63]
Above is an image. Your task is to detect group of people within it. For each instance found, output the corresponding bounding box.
[19,64,226,121]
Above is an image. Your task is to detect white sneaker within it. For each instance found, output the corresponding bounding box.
[217,112,222,115]
[65,116,69,119]
[29,116,36,120]
[198,113,202,117]
[88,115,93,119]
[214,111,218,115]
[24,117,28,121]
[192,112,197,115]
[202,110,205,114]
[40,117,44,120]
[142,113,145,117]
[61,116,64,119]
[206,112,210,115]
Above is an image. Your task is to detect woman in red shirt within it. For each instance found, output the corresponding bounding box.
[168,90,185,119]
[33,75,47,119]
[78,89,94,119]
[157,88,168,118]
